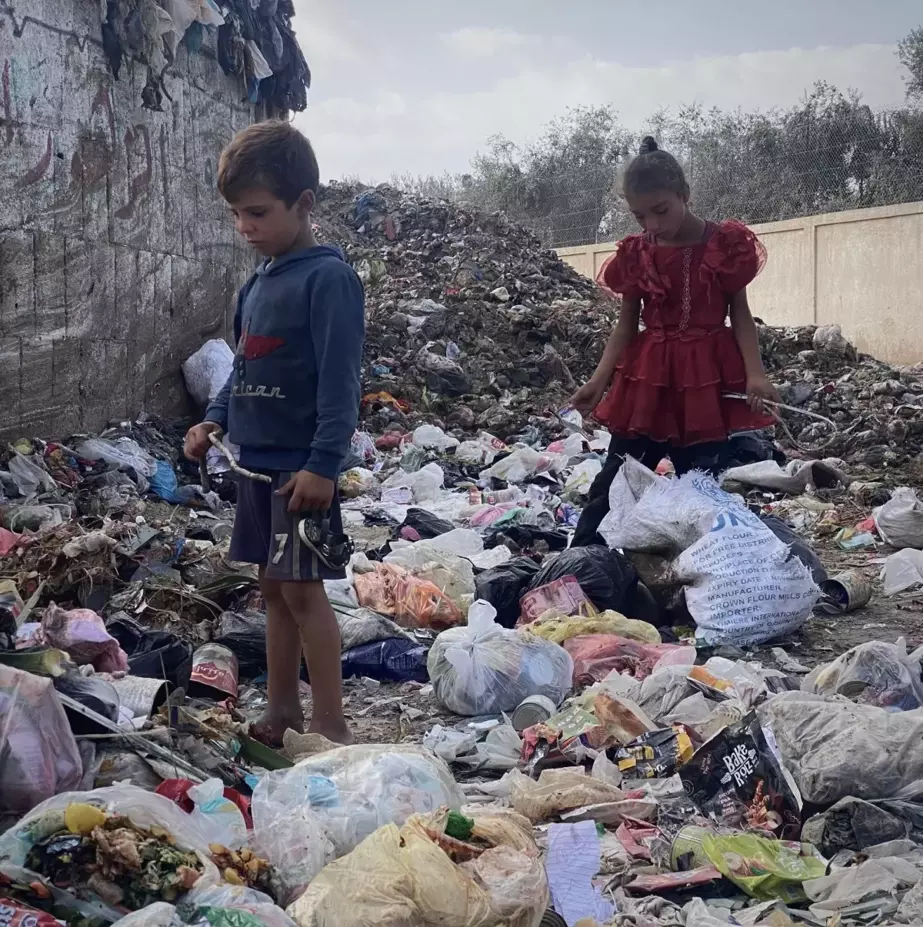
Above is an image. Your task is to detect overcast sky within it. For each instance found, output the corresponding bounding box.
[290,0,920,182]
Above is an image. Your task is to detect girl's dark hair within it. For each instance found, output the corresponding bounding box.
[621,136,689,198]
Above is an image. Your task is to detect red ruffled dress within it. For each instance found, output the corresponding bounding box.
[594,220,774,446]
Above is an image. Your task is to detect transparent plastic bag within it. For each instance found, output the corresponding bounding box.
[427,601,573,715]
[250,770,332,905]
[461,846,549,924]
[0,786,219,900]
[384,537,477,611]
[0,665,83,814]
[74,437,158,478]
[803,639,923,710]
[7,450,57,496]
[188,778,249,849]
[354,563,464,630]
[254,745,462,867]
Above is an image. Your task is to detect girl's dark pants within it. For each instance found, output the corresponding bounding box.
[571,436,728,548]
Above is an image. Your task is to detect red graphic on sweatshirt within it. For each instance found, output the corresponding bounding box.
[239,330,286,360]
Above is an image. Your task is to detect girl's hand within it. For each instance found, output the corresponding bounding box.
[569,377,608,417]
[746,373,780,413]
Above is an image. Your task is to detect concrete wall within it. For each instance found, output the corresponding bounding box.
[0,0,258,440]
[557,201,923,365]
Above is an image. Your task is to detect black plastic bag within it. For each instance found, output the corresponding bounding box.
[341,638,429,683]
[524,546,639,614]
[760,515,827,585]
[396,507,455,540]
[484,525,569,553]
[106,614,192,688]
[475,557,541,628]
[54,673,120,724]
[213,610,268,677]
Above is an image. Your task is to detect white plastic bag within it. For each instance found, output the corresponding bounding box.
[254,745,463,866]
[564,458,602,498]
[675,505,819,646]
[428,601,573,715]
[875,488,923,549]
[599,457,671,551]
[882,548,923,595]
[381,462,444,502]
[412,424,459,451]
[455,440,494,466]
[720,458,848,494]
[479,448,566,484]
[0,665,83,814]
[188,778,249,849]
[182,339,234,408]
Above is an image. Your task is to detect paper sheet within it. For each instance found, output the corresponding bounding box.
[546,821,615,926]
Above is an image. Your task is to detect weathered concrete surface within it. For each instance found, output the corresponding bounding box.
[0,1,257,439]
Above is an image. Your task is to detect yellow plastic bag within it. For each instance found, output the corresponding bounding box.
[524,610,661,646]
[287,814,547,927]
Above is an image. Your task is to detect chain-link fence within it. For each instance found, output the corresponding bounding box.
[469,107,923,249]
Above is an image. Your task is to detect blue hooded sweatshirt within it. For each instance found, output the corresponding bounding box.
[205,245,365,479]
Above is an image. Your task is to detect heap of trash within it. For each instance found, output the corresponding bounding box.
[313,181,618,440]
[8,194,923,924]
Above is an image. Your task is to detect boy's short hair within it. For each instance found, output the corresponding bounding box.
[218,120,319,206]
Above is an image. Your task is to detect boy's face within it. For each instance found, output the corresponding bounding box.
[227,187,315,257]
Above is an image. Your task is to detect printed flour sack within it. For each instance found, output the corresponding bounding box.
[672,477,820,646]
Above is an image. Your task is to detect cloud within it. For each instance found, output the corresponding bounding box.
[294,29,908,182]
[441,26,540,58]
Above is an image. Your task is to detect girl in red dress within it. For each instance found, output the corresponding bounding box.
[571,136,779,546]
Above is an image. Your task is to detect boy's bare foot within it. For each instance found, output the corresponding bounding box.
[308,720,355,746]
[249,709,304,748]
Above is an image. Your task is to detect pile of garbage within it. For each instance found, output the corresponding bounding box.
[312,182,618,440]
[8,372,923,926]
[760,323,923,467]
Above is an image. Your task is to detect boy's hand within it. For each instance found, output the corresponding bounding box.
[277,470,335,512]
[184,422,222,461]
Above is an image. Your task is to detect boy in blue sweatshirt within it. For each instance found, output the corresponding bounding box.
[184,121,364,746]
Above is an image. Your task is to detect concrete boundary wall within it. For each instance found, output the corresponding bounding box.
[0,1,258,440]
[557,201,923,365]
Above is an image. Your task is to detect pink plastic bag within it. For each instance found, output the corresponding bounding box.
[42,603,129,672]
[518,576,592,625]
[563,635,688,685]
